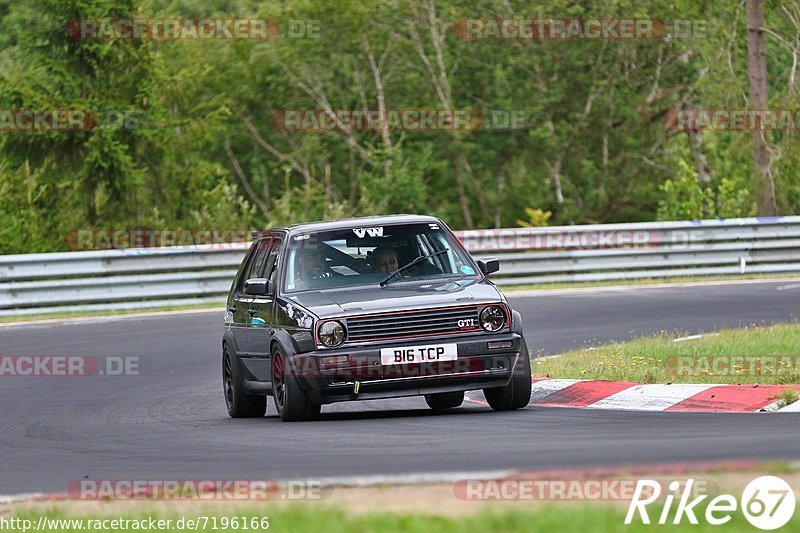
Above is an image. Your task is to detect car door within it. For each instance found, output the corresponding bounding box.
[227,242,256,356]
[243,236,282,360]
[231,237,271,357]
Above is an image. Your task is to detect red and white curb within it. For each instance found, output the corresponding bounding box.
[470,378,800,412]
[529,378,800,412]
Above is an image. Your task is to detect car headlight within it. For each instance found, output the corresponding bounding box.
[480,305,506,332]
[318,320,346,347]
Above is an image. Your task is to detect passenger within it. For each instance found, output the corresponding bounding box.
[372,246,399,274]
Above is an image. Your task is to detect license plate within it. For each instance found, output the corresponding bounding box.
[380,343,458,365]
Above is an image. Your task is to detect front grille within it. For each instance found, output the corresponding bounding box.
[345,306,480,342]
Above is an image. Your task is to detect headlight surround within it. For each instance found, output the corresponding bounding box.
[480,305,506,332]
[318,320,346,347]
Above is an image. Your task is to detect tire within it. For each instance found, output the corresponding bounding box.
[271,345,321,422]
[483,338,532,411]
[223,343,267,418]
[424,391,465,410]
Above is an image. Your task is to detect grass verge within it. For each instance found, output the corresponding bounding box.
[8,467,800,532]
[502,273,800,292]
[534,324,800,385]
[0,301,226,324]
[11,502,800,533]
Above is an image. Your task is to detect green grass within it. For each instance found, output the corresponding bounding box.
[0,301,226,324]
[502,272,800,292]
[535,324,800,385]
[13,502,800,532]
[777,388,799,406]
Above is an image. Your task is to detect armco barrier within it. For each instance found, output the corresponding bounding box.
[1,217,799,316]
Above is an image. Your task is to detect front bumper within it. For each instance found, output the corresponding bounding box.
[289,332,522,404]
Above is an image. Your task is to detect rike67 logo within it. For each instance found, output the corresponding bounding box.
[626,476,795,530]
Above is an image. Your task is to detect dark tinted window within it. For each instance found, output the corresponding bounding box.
[235,238,271,293]
[263,237,283,293]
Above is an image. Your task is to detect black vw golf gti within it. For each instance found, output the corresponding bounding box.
[222,214,531,421]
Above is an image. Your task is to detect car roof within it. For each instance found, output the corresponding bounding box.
[271,214,444,236]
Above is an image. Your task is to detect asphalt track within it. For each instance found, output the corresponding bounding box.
[1,279,799,494]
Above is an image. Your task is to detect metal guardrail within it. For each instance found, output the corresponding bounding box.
[2,217,800,317]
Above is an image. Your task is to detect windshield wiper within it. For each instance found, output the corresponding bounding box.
[380,249,449,287]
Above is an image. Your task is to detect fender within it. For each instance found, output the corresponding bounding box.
[223,328,272,394]
[271,328,323,393]
[511,309,524,336]
[270,328,314,357]
[508,308,527,376]
[222,329,240,356]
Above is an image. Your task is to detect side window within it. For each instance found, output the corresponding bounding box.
[233,243,257,295]
[263,237,283,294]
[416,233,453,272]
[235,238,271,294]
[247,239,271,279]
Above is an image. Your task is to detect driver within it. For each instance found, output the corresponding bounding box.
[297,249,330,281]
[372,246,399,274]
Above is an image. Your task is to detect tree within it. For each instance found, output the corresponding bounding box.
[746,0,777,215]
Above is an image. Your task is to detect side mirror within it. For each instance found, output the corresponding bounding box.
[244,278,270,296]
[476,257,500,276]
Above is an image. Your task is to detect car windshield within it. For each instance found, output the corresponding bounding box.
[283,222,479,292]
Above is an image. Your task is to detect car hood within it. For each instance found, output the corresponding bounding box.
[284,279,504,319]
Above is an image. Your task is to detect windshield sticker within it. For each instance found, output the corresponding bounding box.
[460,265,475,275]
[429,223,440,229]
[353,227,384,238]
[294,233,311,241]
